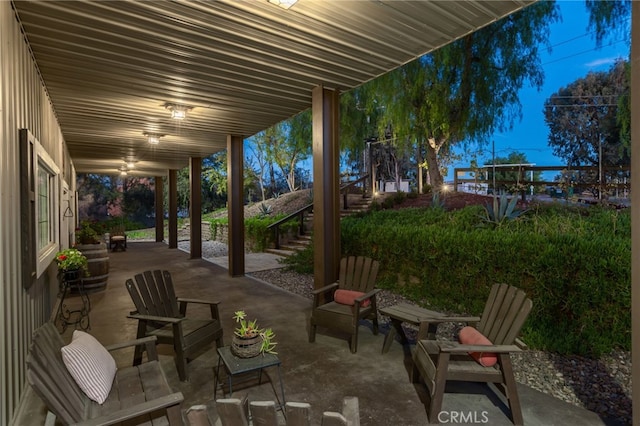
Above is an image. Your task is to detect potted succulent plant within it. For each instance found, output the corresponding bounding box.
[231,310,277,358]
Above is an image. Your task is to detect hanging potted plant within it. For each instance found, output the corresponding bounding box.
[75,220,110,292]
[231,310,277,358]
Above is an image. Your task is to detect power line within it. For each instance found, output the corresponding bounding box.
[542,39,628,66]
[546,16,630,50]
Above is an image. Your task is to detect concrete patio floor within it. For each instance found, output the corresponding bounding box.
[24,242,610,425]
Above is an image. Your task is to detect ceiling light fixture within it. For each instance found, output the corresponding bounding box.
[165,103,192,120]
[267,0,298,9]
[143,132,164,145]
[126,161,135,169]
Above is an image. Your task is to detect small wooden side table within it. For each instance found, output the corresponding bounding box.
[214,346,286,408]
[379,303,444,354]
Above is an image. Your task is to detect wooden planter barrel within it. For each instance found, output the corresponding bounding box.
[75,243,109,293]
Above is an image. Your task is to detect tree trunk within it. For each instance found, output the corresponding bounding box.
[269,164,276,195]
[425,145,443,189]
[416,142,423,194]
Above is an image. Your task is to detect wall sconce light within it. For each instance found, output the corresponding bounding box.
[120,170,128,176]
[165,103,192,120]
[267,0,298,9]
[143,132,163,145]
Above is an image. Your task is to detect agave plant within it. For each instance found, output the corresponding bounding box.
[258,202,273,217]
[481,193,526,226]
[431,191,445,210]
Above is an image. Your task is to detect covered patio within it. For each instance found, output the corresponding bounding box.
[22,242,610,425]
[2,1,638,424]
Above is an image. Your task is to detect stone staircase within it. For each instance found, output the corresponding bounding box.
[265,194,375,258]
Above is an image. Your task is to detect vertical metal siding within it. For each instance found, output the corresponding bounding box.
[1,3,70,424]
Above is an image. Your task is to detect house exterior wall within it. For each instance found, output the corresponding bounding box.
[1,3,74,424]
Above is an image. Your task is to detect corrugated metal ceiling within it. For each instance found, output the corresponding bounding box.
[12,0,534,176]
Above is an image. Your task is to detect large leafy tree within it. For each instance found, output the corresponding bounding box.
[282,109,312,191]
[77,174,120,220]
[586,0,631,152]
[122,177,155,226]
[360,2,558,190]
[586,0,631,46]
[544,60,629,168]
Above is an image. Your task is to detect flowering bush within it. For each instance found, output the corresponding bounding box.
[55,248,88,273]
[233,310,277,354]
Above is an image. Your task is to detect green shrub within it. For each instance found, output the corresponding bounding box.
[336,204,630,356]
[282,245,314,274]
[209,215,300,252]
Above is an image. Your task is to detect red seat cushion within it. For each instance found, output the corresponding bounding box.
[334,289,371,307]
[458,326,498,367]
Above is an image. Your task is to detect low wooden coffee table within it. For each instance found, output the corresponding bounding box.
[379,303,445,353]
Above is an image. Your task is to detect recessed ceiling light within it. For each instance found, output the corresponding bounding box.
[268,0,298,9]
[165,103,192,120]
[143,132,164,145]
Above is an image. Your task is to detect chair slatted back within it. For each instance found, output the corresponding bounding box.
[27,323,86,424]
[126,270,181,319]
[110,224,126,236]
[477,284,532,345]
[339,256,379,293]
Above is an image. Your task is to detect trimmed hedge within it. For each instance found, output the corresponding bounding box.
[336,203,630,356]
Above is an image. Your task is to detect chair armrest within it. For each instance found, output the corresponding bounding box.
[177,297,220,305]
[514,337,528,350]
[177,298,221,319]
[355,288,381,303]
[311,283,339,308]
[127,313,184,324]
[104,336,159,362]
[438,341,521,354]
[311,282,339,295]
[72,392,184,426]
[104,336,157,352]
[418,316,480,326]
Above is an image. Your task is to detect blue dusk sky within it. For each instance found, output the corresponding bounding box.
[448,0,631,180]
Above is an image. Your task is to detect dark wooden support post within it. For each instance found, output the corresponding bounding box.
[312,85,340,289]
[630,3,639,424]
[154,176,164,243]
[227,135,245,277]
[190,157,202,259]
[168,169,178,249]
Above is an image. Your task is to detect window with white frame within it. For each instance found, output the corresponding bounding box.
[34,139,60,277]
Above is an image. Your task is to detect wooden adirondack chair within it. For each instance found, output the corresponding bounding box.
[126,270,224,381]
[411,283,532,425]
[26,322,183,426]
[309,256,381,353]
[215,397,360,426]
[109,224,127,251]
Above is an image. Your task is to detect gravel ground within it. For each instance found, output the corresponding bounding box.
[183,240,632,425]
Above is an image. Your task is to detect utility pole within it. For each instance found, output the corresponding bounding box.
[599,133,603,201]
[492,140,496,194]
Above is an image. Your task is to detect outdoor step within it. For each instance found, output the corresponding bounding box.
[264,248,297,257]
[280,241,310,250]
